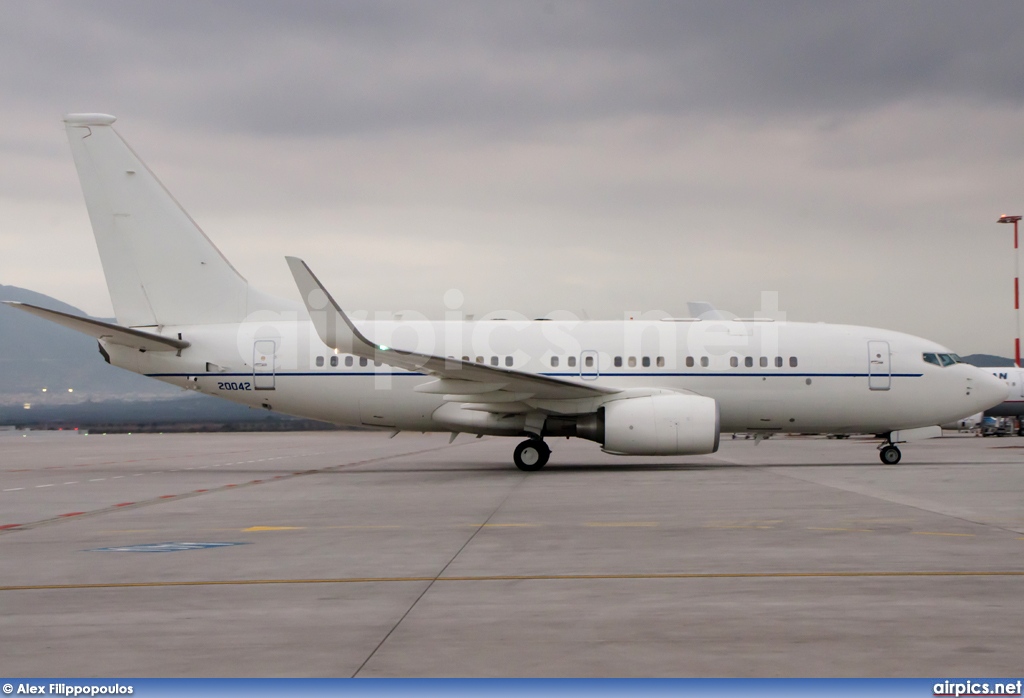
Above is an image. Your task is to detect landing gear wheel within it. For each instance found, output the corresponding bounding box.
[879,445,902,465]
[513,439,550,471]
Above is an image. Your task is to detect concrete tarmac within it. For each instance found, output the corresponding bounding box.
[1,429,1022,677]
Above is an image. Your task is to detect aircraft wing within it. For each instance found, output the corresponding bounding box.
[285,257,616,401]
[4,301,190,352]
[687,301,726,320]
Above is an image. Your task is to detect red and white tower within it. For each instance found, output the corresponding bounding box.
[998,214,1023,367]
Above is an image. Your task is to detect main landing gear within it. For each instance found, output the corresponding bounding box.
[878,443,902,465]
[513,438,551,471]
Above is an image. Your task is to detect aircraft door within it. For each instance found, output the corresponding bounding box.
[253,340,277,390]
[580,350,599,380]
[868,341,890,391]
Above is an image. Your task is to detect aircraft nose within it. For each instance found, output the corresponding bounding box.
[972,369,1010,410]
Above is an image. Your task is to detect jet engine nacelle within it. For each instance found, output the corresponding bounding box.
[595,393,720,456]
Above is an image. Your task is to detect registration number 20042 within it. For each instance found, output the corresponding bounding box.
[217,381,252,391]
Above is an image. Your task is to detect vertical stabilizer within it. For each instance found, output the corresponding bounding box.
[64,113,251,327]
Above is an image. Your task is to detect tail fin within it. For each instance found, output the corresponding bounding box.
[64,113,280,327]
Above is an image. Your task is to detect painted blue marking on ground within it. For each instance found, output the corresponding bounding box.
[87,542,250,553]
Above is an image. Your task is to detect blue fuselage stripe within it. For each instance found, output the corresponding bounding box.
[145,372,923,379]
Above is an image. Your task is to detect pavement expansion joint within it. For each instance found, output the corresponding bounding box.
[4,569,1024,592]
[0,440,482,535]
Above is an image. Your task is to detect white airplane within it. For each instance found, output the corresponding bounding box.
[4,114,1009,469]
[982,366,1024,417]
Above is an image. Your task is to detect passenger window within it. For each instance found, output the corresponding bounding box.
[568,356,577,367]
[359,357,368,367]
[700,357,709,367]
[462,356,470,362]
[330,355,338,367]
[551,356,559,367]
[775,356,783,368]
[476,356,484,364]
[628,357,637,368]
[490,356,499,366]
[744,357,753,368]
[585,356,594,368]
[614,356,623,367]
[374,360,382,367]
[686,356,694,368]
[345,356,353,367]
[505,356,513,367]
[789,357,798,367]
[316,356,324,367]
[759,356,768,368]
[642,356,651,368]
[730,357,739,368]
[656,356,665,368]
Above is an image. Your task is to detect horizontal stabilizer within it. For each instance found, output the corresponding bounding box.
[4,302,190,352]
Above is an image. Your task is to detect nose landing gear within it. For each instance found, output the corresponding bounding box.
[513,439,551,471]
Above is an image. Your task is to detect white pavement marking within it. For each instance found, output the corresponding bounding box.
[35,484,54,488]
[3,488,24,492]
[88,478,106,482]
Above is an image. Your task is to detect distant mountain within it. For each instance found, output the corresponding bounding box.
[961,354,1016,368]
[0,285,332,428]
[0,392,335,430]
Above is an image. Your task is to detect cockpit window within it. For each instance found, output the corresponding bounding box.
[924,352,964,367]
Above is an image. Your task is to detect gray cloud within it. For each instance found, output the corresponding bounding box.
[2,1,1024,356]
[5,2,1024,137]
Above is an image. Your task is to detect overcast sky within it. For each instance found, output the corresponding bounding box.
[2,1,1024,355]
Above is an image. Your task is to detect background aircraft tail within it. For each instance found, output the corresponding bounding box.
[63,113,290,327]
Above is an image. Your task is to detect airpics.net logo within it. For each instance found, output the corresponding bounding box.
[934,680,1023,697]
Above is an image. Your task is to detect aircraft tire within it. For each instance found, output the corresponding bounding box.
[879,445,901,465]
[514,439,550,471]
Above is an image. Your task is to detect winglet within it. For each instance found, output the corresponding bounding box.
[284,257,615,399]
[285,256,378,357]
